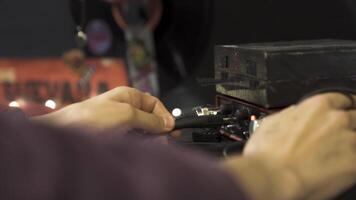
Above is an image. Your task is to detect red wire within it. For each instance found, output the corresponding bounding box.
[219,129,244,142]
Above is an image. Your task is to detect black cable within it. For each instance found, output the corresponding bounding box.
[174,116,235,130]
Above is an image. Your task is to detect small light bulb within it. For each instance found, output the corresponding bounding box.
[9,101,20,108]
[250,115,257,121]
[172,108,182,117]
[45,99,56,109]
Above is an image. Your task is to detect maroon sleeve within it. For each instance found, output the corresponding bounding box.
[0,113,249,200]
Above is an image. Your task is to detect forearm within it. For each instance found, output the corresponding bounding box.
[223,155,302,200]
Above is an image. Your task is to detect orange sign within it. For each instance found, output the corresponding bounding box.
[0,58,128,114]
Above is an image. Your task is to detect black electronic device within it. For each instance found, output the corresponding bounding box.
[215,39,356,108]
[173,39,356,200]
[175,39,356,153]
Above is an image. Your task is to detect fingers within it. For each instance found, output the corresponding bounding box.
[350,110,356,130]
[109,87,171,116]
[298,93,356,131]
[139,93,175,130]
[140,93,167,114]
[326,110,356,130]
[301,93,356,110]
[106,87,175,130]
[131,107,174,133]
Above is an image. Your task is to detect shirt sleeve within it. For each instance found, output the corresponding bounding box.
[0,113,249,200]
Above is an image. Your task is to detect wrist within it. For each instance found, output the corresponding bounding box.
[31,103,82,127]
[223,155,303,200]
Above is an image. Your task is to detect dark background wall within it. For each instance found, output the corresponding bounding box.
[1,0,356,104]
[1,0,356,59]
[197,0,356,78]
[191,0,356,106]
[0,0,77,57]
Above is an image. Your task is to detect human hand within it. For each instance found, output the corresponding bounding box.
[224,93,356,200]
[33,87,175,134]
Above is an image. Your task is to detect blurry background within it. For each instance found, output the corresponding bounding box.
[1,0,356,114]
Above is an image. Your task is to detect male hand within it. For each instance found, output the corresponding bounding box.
[33,87,175,134]
[224,93,356,200]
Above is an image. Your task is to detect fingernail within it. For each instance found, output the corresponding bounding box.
[164,115,175,130]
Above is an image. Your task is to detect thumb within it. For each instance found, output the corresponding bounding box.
[132,108,175,134]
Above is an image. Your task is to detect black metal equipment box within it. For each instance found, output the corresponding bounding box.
[215,39,356,108]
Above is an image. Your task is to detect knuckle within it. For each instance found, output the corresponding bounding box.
[314,96,331,109]
[112,86,128,94]
[116,86,130,91]
[150,96,159,104]
[305,96,331,113]
[113,86,135,95]
[330,111,350,126]
[302,95,329,109]
[120,90,131,99]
